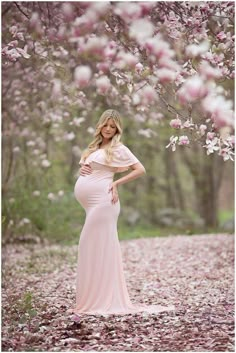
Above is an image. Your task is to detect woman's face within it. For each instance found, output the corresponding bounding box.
[101,118,117,140]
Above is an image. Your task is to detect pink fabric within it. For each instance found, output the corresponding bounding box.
[73,144,175,315]
[79,143,141,173]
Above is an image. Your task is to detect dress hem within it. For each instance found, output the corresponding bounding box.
[70,304,175,316]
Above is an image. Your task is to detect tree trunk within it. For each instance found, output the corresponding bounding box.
[164,147,177,208]
[164,146,185,210]
[181,148,225,228]
[195,157,218,227]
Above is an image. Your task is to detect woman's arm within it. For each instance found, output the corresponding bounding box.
[114,162,146,187]
[108,162,146,204]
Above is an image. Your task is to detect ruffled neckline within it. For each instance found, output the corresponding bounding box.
[98,143,123,150]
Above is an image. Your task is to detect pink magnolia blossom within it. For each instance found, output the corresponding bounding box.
[145,35,175,60]
[217,31,227,40]
[129,19,154,44]
[135,62,144,74]
[30,12,39,27]
[104,46,117,59]
[139,85,157,105]
[202,94,234,128]
[138,128,157,138]
[16,32,24,41]
[62,3,74,21]
[132,93,141,105]
[89,2,111,16]
[2,48,21,61]
[140,2,154,15]
[65,132,75,141]
[202,51,214,63]
[177,76,208,104]
[114,2,142,22]
[203,137,220,155]
[8,40,18,47]
[170,118,182,129]
[156,68,177,83]
[52,79,62,99]
[185,40,209,57]
[73,14,95,35]
[206,132,216,141]
[178,135,190,145]
[29,12,43,34]
[96,62,110,73]
[218,136,235,161]
[134,114,145,123]
[213,53,225,65]
[87,127,95,134]
[96,76,111,94]
[199,124,207,136]
[83,36,108,56]
[211,111,234,129]
[57,26,67,41]
[107,40,117,50]
[219,148,234,161]
[158,57,180,71]
[182,120,195,129]
[114,51,138,69]
[9,25,18,36]
[103,40,117,59]
[199,60,222,79]
[16,46,30,59]
[74,65,92,88]
[77,4,110,32]
[122,94,131,104]
[72,117,85,127]
[225,135,235,146]
[221,66,230,77]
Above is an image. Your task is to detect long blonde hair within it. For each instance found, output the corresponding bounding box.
[80,109,123,164]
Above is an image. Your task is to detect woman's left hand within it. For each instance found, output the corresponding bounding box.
[108,182,119,204]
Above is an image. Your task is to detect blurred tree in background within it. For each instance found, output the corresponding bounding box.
[2,1,234,245]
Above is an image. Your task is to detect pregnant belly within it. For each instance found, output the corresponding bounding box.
[74,174,113,209]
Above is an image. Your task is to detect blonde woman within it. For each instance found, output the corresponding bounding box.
[72,109,175,319]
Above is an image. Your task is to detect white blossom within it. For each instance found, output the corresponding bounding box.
[65,132,75,141]
[41,159,51,168]
[166,136,179,151]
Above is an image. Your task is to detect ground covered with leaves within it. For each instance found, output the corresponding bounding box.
[2,233,234,352]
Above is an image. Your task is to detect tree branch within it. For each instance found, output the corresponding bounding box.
[13,2,29,19]
[2,4,12,16]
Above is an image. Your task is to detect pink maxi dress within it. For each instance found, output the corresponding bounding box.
[73,143,175,315]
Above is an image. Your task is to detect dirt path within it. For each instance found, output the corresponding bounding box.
[2,233,234,352]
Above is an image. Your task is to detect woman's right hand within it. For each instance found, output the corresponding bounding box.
[79,164,92,176]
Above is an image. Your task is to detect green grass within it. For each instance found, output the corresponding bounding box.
[218,209,235,224]
[118,225,182,240]
[2,179,234,246]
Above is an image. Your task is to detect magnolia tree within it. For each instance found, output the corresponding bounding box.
[2,1,235,187]
[2,1,234,168]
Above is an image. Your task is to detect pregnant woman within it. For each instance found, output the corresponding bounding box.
[72,109,175,318]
